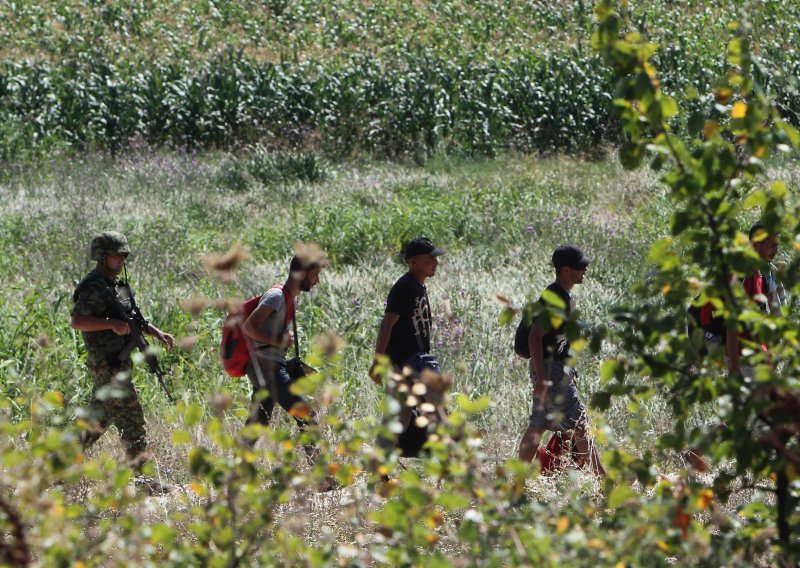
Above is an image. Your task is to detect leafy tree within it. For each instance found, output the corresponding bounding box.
[592,0,800,560]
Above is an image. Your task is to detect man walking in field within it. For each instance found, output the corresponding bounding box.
[370,237,445,455]
[727,223,787,374]
[517,245,605,477]
[71,231,174,492]
[241,251,325,434]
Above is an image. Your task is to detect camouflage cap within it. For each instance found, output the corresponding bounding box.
[90,231,131,261]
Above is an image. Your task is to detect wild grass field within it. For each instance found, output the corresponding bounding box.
[2,147,796,565]
[1,150,669,453]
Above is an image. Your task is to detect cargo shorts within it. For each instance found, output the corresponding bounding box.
[528,358,587,432]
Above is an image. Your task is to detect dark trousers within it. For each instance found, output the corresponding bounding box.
[245,355,313,430]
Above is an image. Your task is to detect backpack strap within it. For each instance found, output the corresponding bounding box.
[271,284,295,325]
[272,284,300,359]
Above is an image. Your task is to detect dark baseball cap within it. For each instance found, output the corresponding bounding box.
[405,237,445,260]
[552,245,590,269]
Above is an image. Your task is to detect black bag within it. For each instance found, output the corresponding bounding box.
[286,356,316,380]
[396,352,441,458]
[286,309,317,380]
[514,316,532,359]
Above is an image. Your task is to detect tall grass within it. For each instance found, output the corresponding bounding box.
[2,149,796,563]
[0,150,676,447]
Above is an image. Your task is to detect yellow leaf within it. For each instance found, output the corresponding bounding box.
[703,121,719,139]
[571,338,587,353]
[657,540,670,552]
[661,283,671,294]
[697,489,714,510]
[282,440,294,451]
[426,511,444,528]
[732,101,747,119]
[191,481,207,496]
[556,516,570,534]
[588,538,605,550]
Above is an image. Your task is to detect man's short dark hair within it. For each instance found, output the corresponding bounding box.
[290,255,320,273]
[749,222,780,242]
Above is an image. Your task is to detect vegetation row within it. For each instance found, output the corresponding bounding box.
[2,1,800,160]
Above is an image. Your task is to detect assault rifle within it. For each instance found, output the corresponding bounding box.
[103,284,175,403]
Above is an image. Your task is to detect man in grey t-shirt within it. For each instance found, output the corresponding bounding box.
[241,254,322,435]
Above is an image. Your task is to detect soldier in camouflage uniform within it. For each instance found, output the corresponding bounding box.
[70,231,174,475]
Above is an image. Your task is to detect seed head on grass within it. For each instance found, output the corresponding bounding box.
[202,242,250,281]
[175,336,200,350]
[179,296,211,317]
[214,297,243,313]
[293,242,330,270]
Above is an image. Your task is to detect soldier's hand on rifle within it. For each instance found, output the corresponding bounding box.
[109,319,131,336]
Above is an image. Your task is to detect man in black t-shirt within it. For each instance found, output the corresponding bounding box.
[369,237,445,456]
[517,245,605,478]
[370,237,444,377]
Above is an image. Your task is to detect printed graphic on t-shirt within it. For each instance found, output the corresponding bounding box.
[411,295,431,347]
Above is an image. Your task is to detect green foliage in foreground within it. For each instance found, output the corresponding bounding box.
[1,0,800,160]
[589,0,800,560]
[0,349,768,567]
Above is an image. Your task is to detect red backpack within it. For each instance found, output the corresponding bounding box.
[220,285,294,377]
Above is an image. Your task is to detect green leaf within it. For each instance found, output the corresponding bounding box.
[661,96,678,119]
[619,141,644,170]
[647,238,672,264]
[114,469,133,490]
[608,485,638,508]
[149,524,177,545]
[778,121,800,147]
[171,430,192,445]
[601,360,621,382]
[435,493,471,510]
[743,189,767,210]
[687,111,704,135]
[591,390,611,411]
[770,181,787,198]
[456,395,491,414]
[498,306,515,326]
[540,289,566,310]
[727,38,742,66]
[184,404,203,427]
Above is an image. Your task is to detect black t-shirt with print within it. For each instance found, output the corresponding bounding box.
[385,272,431,366]
[539,282,573,360]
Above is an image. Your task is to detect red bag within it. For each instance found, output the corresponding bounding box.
[220,285,293,377]
[536,432,582,474]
